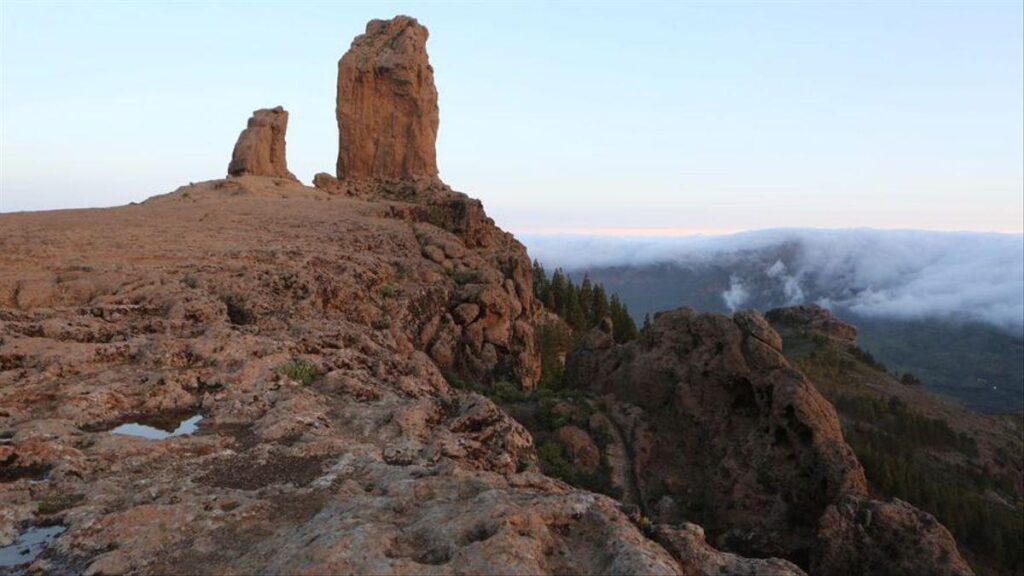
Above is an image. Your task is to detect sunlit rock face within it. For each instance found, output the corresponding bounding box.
[227,106,296,180]
[336,16,439,181]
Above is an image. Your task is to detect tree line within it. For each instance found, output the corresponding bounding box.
[532,260,638,343]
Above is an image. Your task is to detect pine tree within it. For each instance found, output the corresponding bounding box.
[550,269,568,316]
[609,294,639,342]
[591,284,610,323]
[579,275,594,326]
[532,260,549,304]
[565,282,586,330]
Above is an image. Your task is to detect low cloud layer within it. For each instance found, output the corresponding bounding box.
[521,229,1024,333]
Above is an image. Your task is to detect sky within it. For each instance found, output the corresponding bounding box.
[2,1,1022,233]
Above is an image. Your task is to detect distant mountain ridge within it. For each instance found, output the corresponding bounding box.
[521,229,1024,413]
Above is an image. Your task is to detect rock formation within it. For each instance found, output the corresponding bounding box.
[336,16,439,180]
[765,304,857,345]
[227,106,296,180]
[566,309,868,562]
[815,496,974,576]
[0,13,978,576]
[0,177,661,574]
[565,308,971,574]
[655,523,807,576]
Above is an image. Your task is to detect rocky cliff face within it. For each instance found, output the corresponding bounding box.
[566,309,868,562]
[336,16,439,180]
[227,106,296,180]
[564,309,972,574]
[768,304,1022,575]
[327,16,540,389]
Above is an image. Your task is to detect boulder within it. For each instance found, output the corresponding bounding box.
[655,523,807,576]
[813,496,973,576]
[554,425,600,474]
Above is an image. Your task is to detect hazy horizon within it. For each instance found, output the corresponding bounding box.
[2,1,1022,233]
[522,227,1024,334]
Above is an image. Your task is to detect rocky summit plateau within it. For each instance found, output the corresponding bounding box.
[0,15,984,576]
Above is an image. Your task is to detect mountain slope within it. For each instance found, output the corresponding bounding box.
[560,261,1023,413]
[768,306,1024,575]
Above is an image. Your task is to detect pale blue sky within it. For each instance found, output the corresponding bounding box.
[2,1,1022,233]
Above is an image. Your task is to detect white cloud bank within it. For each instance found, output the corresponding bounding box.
[520,229,1024,333]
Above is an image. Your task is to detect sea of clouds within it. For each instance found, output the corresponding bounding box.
[520,229,1024,334]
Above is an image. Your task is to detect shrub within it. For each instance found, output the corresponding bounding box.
[536,398,570,430]
[537,441,574,481]
[37,493,84,515]
[378,284,399,299]
[489,381,525,403]
[279,360,319,385]
[444,371,469,390]
[637,515,655,537]
[449,270,478,285]
[900,372,924,386]
[849,345,888,373]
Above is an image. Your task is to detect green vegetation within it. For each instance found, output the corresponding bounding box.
[847,344,889,373]
[852,315,1024,414]
[449,270,479,285]
[532,261,639,343]
[37,492,84,515]
[279,359,320,385]
[537,441,574,481]
[834,395,978,456]
[378,284,399,299]
[488,380,527,403]
[537,321,574,389]
[847,426,1022,571]
[899,372,924,386]
[783,324,1023,575]
[637,515,655,537]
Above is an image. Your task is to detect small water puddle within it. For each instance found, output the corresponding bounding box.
[0,525,65,568]
[110,414,203,440]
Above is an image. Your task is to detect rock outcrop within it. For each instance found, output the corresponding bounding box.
[765,304,857,345]
[336,16,439,180]
[0,178,663,574]
[814,496,974,576]
[326,15,541,388]
[0,13,977,576]
[565,308,971,573]
[566,308,867,563]
[654,523,807,576]
[227,106,296,180]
